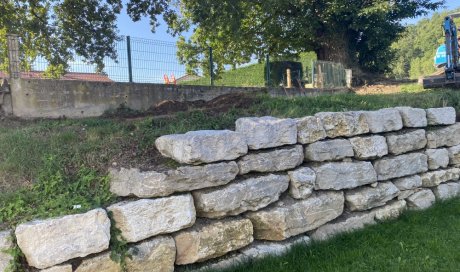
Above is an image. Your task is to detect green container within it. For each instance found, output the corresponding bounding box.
[265,61,303,87]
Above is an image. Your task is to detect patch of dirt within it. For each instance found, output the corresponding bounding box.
[352,79,417,95]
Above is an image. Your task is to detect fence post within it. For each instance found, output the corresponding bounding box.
[265,54,270,87]
[6,34,20,79]
[209,47,214,86]
[127,36,133,83]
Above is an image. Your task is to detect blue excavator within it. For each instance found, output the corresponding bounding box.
[423,12,460,88]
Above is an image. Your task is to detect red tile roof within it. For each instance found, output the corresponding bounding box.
[0,71,113,82]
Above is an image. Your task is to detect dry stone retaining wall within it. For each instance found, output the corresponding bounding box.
[1,107,460,271]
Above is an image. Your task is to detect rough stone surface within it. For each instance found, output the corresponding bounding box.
[237,145,303,175]
[373,153,428,181]
[426,123,460,148]
[235,117,297,150]
[0,231,13,272]
[315,111,369,138]
[432,182,460,200]
[406,189,436,210]
[296,116,327,144]
[395,107,428,128]
[310,212,376,241]
[155,130,248,164]
[240,236,311,259]
[41,264,73,272]
[345,182,400,211]
[448,145,460,165]
[109,162,239,198]
[174,218,254,265]
[246,192,344,241]
[311,161,377,190]
[15,209,110,269]
[288,167,316,199]
[398,189,421,200]
[386,129,427,155]
[426,107,456,125]
[107,195,196,243]
[374,200,407,221]
[193,174,289,218]
[304,139,354,162]
[393,175,422,191]
[425,149,450,170]
[420,168,460,187]
[126,236,175,272]
[362,109,403,133]
[349,136,388,160]
[75,252,119,272]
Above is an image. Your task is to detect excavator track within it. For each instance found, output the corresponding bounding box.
[422,73,460,89]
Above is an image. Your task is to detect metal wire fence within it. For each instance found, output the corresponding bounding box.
[312,60,347,88]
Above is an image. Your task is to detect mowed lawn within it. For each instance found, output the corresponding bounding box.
[208,197,460,272]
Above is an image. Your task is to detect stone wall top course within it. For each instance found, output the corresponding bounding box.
[362,108,403,133]
[395,107,428,128]
[296,116,327,144]
[426,107,456,126]
[315,111,369,138]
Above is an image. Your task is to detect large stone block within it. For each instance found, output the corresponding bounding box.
[406,189,436,210]
[426,123,460,148]
[393,175,422,191]
[235,117,297,150]
[432,182,460,200]
[0,231,13,272]
[311,161,377,190]
[425,148,450,170]
[304,139,354,162]
[310,212,376,241]
[107,195,196,243]
[362,109,403,133]
[345,182,400,211]
[41,264,73,272]
[288,167,316,199]
[373,200,407,221]
[155,130,247,164]
[15,209,110,269]
[420,168,460,187]
[386,129,427,155]
[395,107,427,128]
[237,145,303,175]
[296,116,327,144]
[373,153,428,181]
[240,236,310,259]
[315,111,369,138]
[349,135,388,160]
[246,192,344,241]
[448,145,460,165]
[110,162,239,198]
[126,236,176,272]
[74,252,119,272]
[193,174,289,218]
[397,189,422,200]
[174,218,253,265]
[426,107,456,125]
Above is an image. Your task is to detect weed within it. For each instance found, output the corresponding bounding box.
[108,211,131,272]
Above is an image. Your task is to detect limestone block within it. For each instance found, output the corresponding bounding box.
[110,162,239,198]
[373,200,407,221]
[345,182,400,211]
[235,117,297,150]
[425,148,450,170]
[426,123,460,148]
[296,116,327,144]
[393,175,422,191]
[126,236,175,272]
[406,189,436,210]
[107,195,195,243]
[0,231,13,272]
[311,161,377,190]
[395,107,428,128]
[15,209,110,269]
[193,174,289,218]
[362,108,403,133]
[155,130,247,164]
[246,192,344,241]
[420,168,460,187]
[426,107,456,125]
[448,145,460,165]
[237,145,303,175]
[315,111,369,138]
[310,212,376,241]
[41,264,73,272]
[373,153,428,181]
[174,218,253,265]
[386,129,427,155]
[398,189,422,200]
[349,135,388,160]
[304,139,354,162]
[75,252,119,272]
[240,236,311,259]
[288,167,316,199]
[432,182,460,201]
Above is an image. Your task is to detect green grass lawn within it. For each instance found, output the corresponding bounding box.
[208,197,460,272]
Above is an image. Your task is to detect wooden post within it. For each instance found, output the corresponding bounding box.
[286,68,292,88]
[345,69,353,88]
[6,34,20,79]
